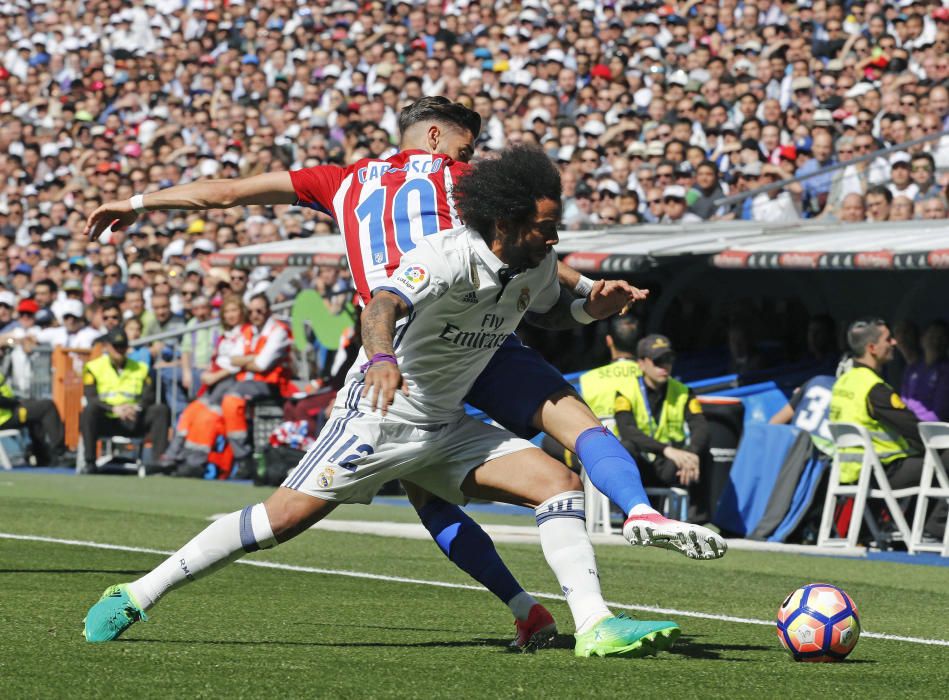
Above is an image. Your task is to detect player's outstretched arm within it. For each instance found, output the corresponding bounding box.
[84,171,298,239]
[360,291,411,415]
[524,279,648,330]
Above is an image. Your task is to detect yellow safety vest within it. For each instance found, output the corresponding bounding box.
[829,366,911,483]
[0,371,14,427]
[83,355,149,417]
[578,359,641,430]
[617,375,690,446]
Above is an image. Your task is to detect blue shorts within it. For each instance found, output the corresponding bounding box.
[465,334,571,439]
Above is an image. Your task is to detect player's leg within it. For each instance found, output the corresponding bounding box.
[458,447,680,658]
[468,336,726,560]
[83,487,335,642]
[403,481,554,648]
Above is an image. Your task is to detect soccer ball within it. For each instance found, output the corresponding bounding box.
[776,583,860,662]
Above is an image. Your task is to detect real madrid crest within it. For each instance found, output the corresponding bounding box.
[317,467,335,488]
[517,287,531,312]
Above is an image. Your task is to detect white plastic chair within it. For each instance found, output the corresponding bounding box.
[910,422,949,556]
[817,423,918,549]
[0,428,26,469]
[582,469,689,535]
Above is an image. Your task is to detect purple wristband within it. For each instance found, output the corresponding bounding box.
[360,353,398,373]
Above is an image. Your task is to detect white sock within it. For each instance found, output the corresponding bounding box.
[534,491,611,635]
[507,591,539,621]
[128,504,276,610]
[629,503,661,517]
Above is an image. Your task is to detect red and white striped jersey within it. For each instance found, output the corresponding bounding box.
[289,150,470,304]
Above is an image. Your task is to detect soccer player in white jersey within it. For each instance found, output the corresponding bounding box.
[84,147,683,658]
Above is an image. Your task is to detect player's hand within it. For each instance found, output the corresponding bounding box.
[361,362,409,416]
[584,279,649,320]
[84,198,138,240]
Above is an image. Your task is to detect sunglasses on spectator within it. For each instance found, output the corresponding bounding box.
[657,170,674,178]
[181,290,196,297]
[103,313,121,321]
[912,165,933,172]
[105,271,120,278]
[648,198,662,205]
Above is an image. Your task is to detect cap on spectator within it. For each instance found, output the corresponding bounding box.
[662,185,686,201]
[812,109,834,126]
[934,7,949,21]
[582,120,606,137]
[12,263,31,276]
[890,152,911,167]
[847,84,874,100]
[720,121,739,135]
[637,334,675,361]
[739,162,762,177]
[61,298,84,319]
[779,145,798,161]
[185,261,206,276]
[667,70,688,86]
[40,231,56,244]
[556,145,575,162]
[192,238,216,254]
[473,47,491,59]
[62,279,83,292]
[128,262,145,278]
[68,256,87,268]
[529,79,551,95]
[676,161,694,176]
[646,141,665,157]
[186,219,205,234]
[627,142,647,157]
[17,299,39,314]
[122,143,142,158]
[590,64,612,79]
[0,291,15,307]
[544,48,565,64]
[100,327,129,348]
[241,54,259,65]
[162,239,186,262]
[527,107,552,123]
[597,180,622,195]
[791,77,813,91]
[795,136,813,154]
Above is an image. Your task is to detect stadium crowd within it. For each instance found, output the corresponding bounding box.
[1,1,949,467]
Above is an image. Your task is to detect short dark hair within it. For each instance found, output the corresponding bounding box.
[249,292,270,309]
[866,184,892,203]
[398,97,482,139]
[847,317,887,356]
[609,315,641,354]
[35,279,58,295]
[453,145,561,240]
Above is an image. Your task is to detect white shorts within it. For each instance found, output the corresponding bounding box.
[281,405,536,505]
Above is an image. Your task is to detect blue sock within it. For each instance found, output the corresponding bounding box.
[417,498,524,607]
[575,426,649,514]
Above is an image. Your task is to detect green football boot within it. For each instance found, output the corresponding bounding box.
[83,584,148,642]
[574,614,680,658]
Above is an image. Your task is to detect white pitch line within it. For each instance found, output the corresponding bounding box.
[3,532,948,648]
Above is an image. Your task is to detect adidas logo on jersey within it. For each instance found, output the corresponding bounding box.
[462,291,478,304]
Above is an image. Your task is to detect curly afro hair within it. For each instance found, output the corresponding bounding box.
[453,145,562,241]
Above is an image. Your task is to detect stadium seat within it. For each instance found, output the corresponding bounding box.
[909,423,949,557]
[817,423,918,549]
[0,428,27,469]
[581,470,688,535]
[76,436,146,478]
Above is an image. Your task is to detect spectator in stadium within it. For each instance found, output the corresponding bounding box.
[686,161,726,221]
[0,367,68,467]
[829,319,946,542]
[614,335,711,523]
[890,196,916,221]
[0,292,16,334]
[660,185,700,223]
[865,185,893,222]
[123,316,152,369]
[920,196,949,220]
[838,193,867,223]
[32,299,99,350]
[910,153,941,201]
[795,132,835,217]
[902,320,949,422]
[179,295,217,400]
[752,165,801,223]
[888,155,919,201]
[79,328,170,475]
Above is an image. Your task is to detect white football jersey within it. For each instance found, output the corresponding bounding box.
[345,226,559,424]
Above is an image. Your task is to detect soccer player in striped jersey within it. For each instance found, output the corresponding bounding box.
[84,98,725,643]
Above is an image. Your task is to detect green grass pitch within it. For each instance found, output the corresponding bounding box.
[1,473,947,698]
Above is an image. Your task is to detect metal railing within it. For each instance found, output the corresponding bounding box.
[714,128,949,208]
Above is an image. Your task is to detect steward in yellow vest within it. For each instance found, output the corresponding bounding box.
[0,370,66,465]
[79,328,170,474]
[828,319,944,540]
[614,334,711,521]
